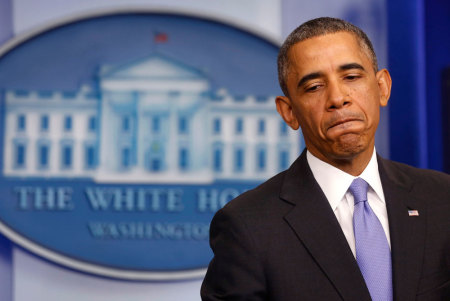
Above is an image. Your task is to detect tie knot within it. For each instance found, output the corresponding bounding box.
[349,178,369,204]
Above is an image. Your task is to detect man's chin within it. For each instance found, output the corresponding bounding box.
[331,138,369,160]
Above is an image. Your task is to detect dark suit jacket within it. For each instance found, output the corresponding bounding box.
[201,150,450,300]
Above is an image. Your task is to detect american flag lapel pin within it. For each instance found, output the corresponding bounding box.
[408,210,419,216]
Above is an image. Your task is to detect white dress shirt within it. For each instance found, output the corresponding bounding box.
[306,149,391,257]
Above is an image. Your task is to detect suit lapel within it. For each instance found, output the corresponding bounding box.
[378,158,426,300]
[281,152,372,301]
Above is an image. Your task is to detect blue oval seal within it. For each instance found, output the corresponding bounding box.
[0,10,302,280]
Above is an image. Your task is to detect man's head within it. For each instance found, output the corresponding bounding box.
[275,17,391,175]
[278,17,378,98]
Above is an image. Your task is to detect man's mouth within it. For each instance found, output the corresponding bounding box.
[328,118,361,130]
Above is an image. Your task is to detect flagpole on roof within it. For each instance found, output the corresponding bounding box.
[153,31,168,53]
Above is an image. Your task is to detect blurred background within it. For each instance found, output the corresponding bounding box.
[0,0,448,300]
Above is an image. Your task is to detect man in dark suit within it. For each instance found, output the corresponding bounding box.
[201,17,450,301]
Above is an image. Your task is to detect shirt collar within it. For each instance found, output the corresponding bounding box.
[306,148,385,211]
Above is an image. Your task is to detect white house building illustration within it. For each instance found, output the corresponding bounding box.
[3,53,301,183]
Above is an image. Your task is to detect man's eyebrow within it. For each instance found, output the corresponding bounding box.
[296,63,366,88]
[339,63,365,72]
[297,72,323,88]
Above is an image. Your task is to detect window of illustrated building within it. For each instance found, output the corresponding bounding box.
[61,144,73,169]
[14,143,26,168]
[235,118,244,135]
[178,116,188,134]
[213,148,222,172]
[258,119,265,135]
[122,147,131,168]
[213,118,221,134]
[64,115,72,132]
[279,150,289,170]
[256,147,266,171]
[234,147,245,172]
[38,144,50,169]
[88,116,96,132]
[151,159,161,171]
[40,115,49,132]
[17,114,26,131]
[85,145,97,169]
[122,116,130,132]
[280,120,288,136]
[148,142,164,172]
[179,147,189,170]
[152,116,160,133]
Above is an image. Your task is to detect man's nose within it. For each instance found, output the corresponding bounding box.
[326,81,350,110]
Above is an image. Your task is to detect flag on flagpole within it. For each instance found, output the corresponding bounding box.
[154,32,168,43]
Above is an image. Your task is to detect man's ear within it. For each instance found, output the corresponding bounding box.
[376,69,392,107]
[275,96,300,130]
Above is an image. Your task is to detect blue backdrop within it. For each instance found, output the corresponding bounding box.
[388,0,450,172]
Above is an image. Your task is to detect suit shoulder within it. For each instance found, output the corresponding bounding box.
[383,159,450,184]
[221,170,289,214]
[381,159,450,198]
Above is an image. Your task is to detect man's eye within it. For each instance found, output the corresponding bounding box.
[344,74,361,80]
[305,84,321,92]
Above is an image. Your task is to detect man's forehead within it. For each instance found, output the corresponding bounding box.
[286,32,370,76]
[288,32,361,60]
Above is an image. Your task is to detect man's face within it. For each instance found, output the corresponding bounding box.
[276,32,391,167]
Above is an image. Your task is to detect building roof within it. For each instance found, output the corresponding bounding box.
[99,53,207,81]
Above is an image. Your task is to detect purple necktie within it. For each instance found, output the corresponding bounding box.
[350,178,392,301]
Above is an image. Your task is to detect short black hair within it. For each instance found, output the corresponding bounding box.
[277,17,378,97]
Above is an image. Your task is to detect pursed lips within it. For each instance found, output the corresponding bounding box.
[328,118,361,129]
[325,113,365,132]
